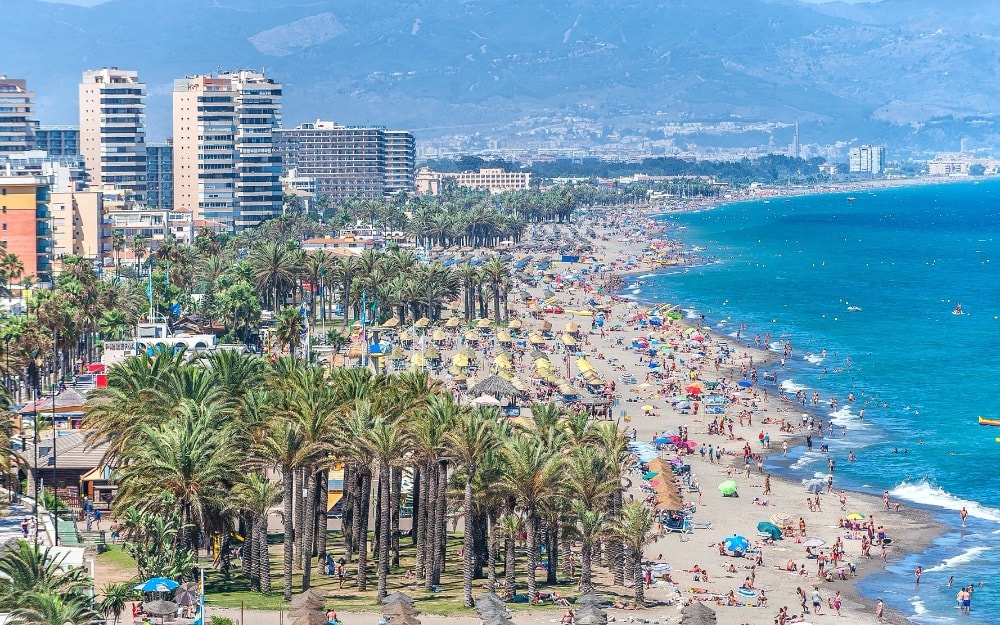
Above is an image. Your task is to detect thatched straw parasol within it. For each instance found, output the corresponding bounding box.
[469,374,523,400]
[382,591,416,606]
[382,602,420,617]
[291,613,330,625]
[680,601,717,625]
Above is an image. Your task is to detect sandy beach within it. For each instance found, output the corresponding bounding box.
[401,204,945,625]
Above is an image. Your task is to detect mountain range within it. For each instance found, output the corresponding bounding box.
[10,0,1000,157]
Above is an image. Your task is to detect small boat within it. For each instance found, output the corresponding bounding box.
[847,305,862,312]
[952,302,964,316]
[847,197,856,202]
[978,416,1000,427]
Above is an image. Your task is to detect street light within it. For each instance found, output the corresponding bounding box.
[51,331,59,545]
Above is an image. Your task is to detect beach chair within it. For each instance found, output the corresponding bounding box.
[663,519,692,534]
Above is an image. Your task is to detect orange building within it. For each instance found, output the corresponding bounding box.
[0,176,52,284]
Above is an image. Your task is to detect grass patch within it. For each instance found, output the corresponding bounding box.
[96,545,137,570]
[117,530,586,616]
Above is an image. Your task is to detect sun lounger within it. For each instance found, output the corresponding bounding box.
[664,520,692,534]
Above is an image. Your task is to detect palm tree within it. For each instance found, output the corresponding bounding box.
[114,401,241,549]
[480,258,510,325]
[253,417,309,601]
[0,541,91,609]
[247,241,302,311]
[361,410,412,599]
[500,436,563,604]
[329,256,359,326]
[274,306,305,358]
[10,591,96,625]
[496,512,521,601]
[610,501,658,606]
[131,235,147,276]
[570,501,606,593]
[97,582,135,625]
[445,407,500,606]
[232,473,281,593]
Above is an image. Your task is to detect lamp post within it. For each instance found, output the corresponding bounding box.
[3,333,10,399]
[30,350,41,546]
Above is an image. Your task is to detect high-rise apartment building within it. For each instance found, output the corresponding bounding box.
[0,176,53,284]
[79,68,147,201]
[172,70,282,230]
[35,126,79,157]
[147,141,173,210]
[0,76,36,154]
[849,144,885,176]
[274,121,415,203]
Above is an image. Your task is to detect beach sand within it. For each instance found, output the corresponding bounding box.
[416,210,943,625]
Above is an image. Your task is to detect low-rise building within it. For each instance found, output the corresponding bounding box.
[415,167,531,194]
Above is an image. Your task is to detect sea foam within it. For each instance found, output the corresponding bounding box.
[891,480,1000,523]
[923,546,991,573]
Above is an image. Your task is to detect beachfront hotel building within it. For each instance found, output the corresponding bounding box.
[274,121,416,203]
[172,70,283,231]
[0,76,36,155]
[415,167,531,195]
[849,144,885,176]
[79,68,147,201]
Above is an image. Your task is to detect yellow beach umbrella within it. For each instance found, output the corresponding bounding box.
[561,334,577,346]
[445,317,462,328]
[414,317,430,328]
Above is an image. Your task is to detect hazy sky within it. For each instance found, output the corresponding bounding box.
[40,0,882,5]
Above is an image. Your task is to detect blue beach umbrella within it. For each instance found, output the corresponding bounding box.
[737,380,753,388]
[653,436,671,444]
[135,577,180,593]
[723,534,750,555]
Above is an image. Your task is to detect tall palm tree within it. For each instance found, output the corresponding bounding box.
[480,258,510,325]
[329,256,359,325]
[247,241,302,311]
[232,473,281,593]
[361,410,412,599]
[445,407,500,607]
[9,591,96,625]
[274,307,305,358]
[570,500,606,593]
[610,501,657,606]
[500,436,563,604]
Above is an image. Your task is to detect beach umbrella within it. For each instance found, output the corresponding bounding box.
[770,512,793,527]
[643,471,660,480]
[756,521,782,540]
[291,614,331,625]
[575,612,608,625]
[680,601,717,625]
[142,600,179,616]
[737,380,752,388]
[135,577,179,593]
[652,437,671,445]
[802,538,827,548]
[383,603,420,617]
[383,591,416,606]
[174,582,200,607]
[805,479,826,494]
[723,534,749,554]
[576,591,604,607]
[846,512,865,521]
[718,480,739,496]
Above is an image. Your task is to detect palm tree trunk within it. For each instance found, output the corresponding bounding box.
[302,469,316,590]
[258,513,272,594]
[580,539,594,594]
[546,524,557,585]
[316,468,329,563]
[526,511,539,604]
[294,467,305,568]
[461,466,476,607]
[357,466,372,591]
[435,459,448,578]
[377,463,391,599]
[486,511,497,593]
[342,464,355,562]
[390,465,402,567]
[416,463,429,579]
[630,546,645,606]
[503,534,516,601]
[609,493,624,585]
[560,523,572,578]
[282,468,294,601]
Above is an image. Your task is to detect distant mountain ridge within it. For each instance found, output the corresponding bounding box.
[9,0,1000,155]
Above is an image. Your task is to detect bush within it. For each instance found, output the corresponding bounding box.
[209,617,234,625]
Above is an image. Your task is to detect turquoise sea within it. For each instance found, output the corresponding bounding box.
[641,180,1000,623]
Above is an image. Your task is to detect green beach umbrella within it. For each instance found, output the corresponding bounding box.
[756,521,782,540]
[643,471,660,480]
[718,480,739,496]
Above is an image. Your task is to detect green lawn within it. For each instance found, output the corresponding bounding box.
[202,531,590,615]
[97,545,137,570]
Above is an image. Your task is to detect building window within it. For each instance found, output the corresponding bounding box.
[2,224,5,231]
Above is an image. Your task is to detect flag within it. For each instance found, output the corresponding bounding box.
[146,272,152,304]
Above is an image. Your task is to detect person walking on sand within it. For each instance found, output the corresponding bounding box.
[883,490,891,510]
[811,586,822,615]
[839,490,848,511]
[876,597,884,623]
[764,473,771,495]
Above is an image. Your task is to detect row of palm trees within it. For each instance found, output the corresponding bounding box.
[83,350,660,607]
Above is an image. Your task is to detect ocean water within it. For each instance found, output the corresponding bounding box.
[639,181,1000,623]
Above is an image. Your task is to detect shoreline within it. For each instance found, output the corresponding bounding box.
[598,193,970,623]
